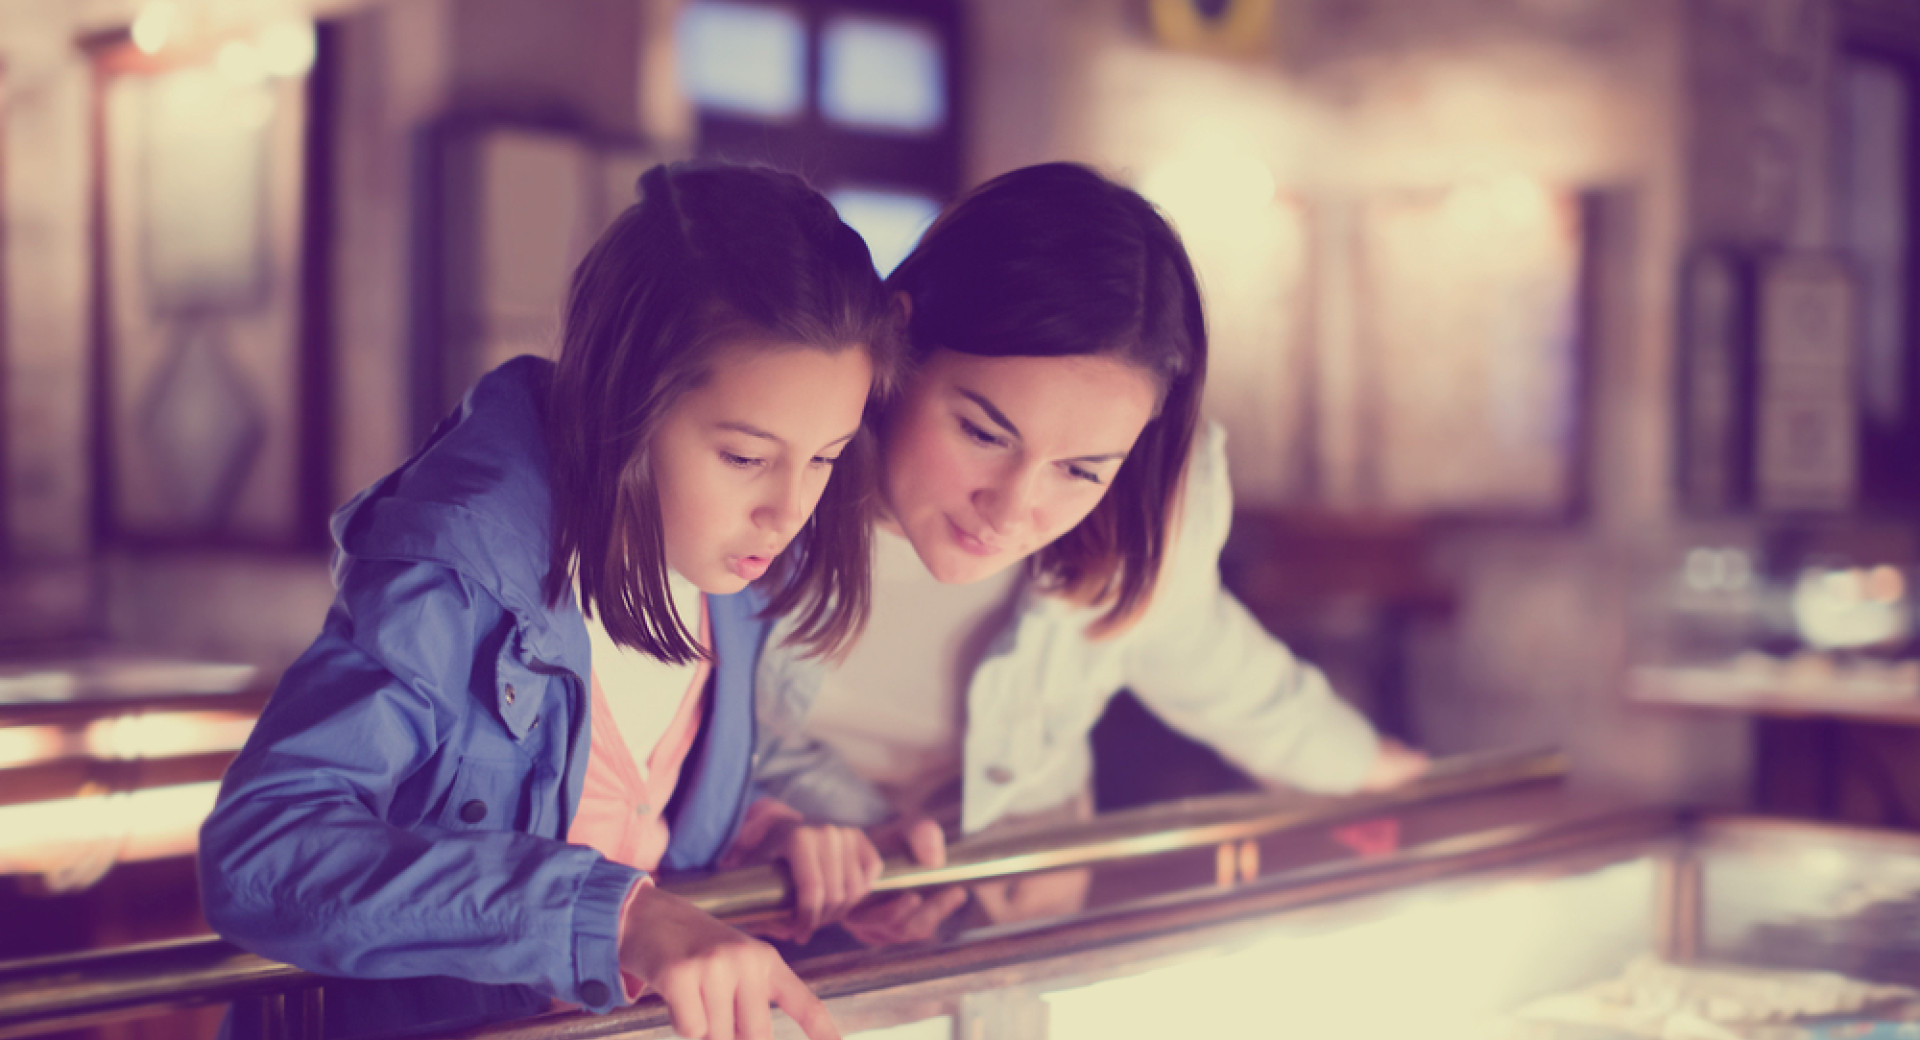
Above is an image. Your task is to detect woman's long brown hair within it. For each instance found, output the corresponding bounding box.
[886,163,1207,635]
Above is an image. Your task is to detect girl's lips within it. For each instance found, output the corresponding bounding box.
[729,554,771,581]
[947,516,999,558]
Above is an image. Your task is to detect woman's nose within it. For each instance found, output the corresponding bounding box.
[977,463,1042,537]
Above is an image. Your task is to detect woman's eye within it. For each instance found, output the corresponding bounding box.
[1066,464,1104,485]
[959,417,1004,447]
[720,451,764,469]
[810,455,842,467]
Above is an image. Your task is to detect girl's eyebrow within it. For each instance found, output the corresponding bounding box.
[716,420,859,448]
[716,420,782,443]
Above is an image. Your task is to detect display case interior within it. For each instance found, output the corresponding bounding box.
[759,812,1920,1040]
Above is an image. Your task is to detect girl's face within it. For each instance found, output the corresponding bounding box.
[881,349,1160,585]
[650,337,874,595]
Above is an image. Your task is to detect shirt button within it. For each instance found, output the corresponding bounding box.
[985,766,1014,785]
[503,684,516,705]
[460,800,488,824]
[635,803,651,817]
[579,979,612,1007]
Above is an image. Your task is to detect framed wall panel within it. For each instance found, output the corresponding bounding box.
[1753,252,1859,512]
[1348,182,1589,518]
[88,28,330,550]
[418,122,680,439]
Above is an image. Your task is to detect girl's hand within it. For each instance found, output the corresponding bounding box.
[1359,737,1430,792]
[619,883,840,1040]
[763,820,884,943]
[840,818,968,947]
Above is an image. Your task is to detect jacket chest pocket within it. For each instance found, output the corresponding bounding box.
[441,749,533,832]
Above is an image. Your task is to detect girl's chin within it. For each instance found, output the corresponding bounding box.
[683,568,749,597]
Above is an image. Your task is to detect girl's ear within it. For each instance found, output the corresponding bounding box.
[892,290,914,328]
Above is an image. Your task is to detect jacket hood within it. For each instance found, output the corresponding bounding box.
[329,356,587,667]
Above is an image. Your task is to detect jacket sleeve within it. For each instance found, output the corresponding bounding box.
[1121,424,1382,794]
[198,558,638,1013]
[748,631,895,828]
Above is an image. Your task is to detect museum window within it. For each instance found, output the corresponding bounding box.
[677,0,962,274]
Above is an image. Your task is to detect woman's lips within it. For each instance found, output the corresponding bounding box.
[729,554,772,581]
[947,516,999,558]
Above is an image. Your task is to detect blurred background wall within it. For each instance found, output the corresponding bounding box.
[2,0,1918,971]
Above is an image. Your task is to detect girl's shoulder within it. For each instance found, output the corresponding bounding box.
[330,357,561,623]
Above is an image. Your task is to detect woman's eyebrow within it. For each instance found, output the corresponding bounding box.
[957,388,1020,438]
[1064,451,1129,464]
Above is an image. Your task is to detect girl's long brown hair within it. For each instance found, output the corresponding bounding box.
[546,162,899,662]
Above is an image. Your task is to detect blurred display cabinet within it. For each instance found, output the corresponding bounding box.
[1631,524,1920,723]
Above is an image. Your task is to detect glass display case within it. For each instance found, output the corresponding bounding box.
[408,792,1920,1040]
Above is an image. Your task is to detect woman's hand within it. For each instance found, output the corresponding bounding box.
[840,818,969,947]
[619,883,841,1040]
[1359,737,1430,792]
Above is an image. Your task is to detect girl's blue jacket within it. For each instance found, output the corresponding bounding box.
[198,357,768,1039]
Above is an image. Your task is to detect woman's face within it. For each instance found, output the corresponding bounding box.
[882,349,1160,585]
[651,337,874,595]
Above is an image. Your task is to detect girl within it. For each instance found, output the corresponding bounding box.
[750,163,1428,943]
[198,162,896,1040]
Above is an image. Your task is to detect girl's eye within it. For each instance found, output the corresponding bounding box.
[720,451,764,469]
[810,455,842,467]
[959,416,1005,448]
[1065,464,1104,486]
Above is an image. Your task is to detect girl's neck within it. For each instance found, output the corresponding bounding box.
[665,568,704,637]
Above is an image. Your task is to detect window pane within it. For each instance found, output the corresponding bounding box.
[830,188,941,276]
[820,16,944,133]
[1840,57,1909,430]
[677,2,805,119]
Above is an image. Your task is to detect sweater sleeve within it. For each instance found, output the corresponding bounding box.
[1121,424,1382,794]
[198,558,639,1012]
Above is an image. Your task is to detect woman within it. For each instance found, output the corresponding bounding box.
[750,163,1427,942]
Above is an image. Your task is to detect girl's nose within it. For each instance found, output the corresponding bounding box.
[756,471,809,538]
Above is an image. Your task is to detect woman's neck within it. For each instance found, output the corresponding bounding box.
[873,502,907,540]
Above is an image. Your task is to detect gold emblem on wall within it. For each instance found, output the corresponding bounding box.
[1148,0,1277,55]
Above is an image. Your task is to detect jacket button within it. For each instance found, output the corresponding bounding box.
[579,980,612,1006]
[503,684,516,705]
[985,766,1014,784]
[459,799,487,824]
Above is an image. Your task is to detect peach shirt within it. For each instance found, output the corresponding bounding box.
[567,607,714,874]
